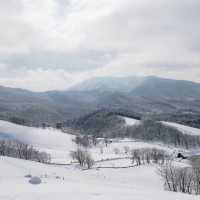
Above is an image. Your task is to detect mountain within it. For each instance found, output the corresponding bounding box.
[1,76,200,124]
[68,76,145,92]
[69,76,200,99]
[131,76,200,99]
[0,86,95,124]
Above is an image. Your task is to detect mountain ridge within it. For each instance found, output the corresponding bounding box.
[1,76,200,124]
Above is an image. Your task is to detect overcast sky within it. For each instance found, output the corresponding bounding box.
[0,0,200,91]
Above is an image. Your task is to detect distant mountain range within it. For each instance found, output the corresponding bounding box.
[69,76,145,93]
[69,76,200,98]
[1,76,200,125]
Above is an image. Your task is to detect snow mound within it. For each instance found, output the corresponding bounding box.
[29,176,42,185]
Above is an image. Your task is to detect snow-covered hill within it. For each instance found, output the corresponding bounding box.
[121,116,200,136]
[0,120,181,163]
[120,116,140,126]
[0,120,75,163]
[0,120,187,163]
[0,120,74,149]
[162,121,200,136]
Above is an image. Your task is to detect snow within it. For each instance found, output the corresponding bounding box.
[120,116,140,126]
[0,120,74,149]
[91,139,180,162]
[162,121,200,136]
[0,120,183,163]
[0,156,198,200]
[120,115,200,136]
[0,120,199,199]
[0,120,76,163]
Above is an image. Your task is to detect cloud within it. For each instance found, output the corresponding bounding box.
[0,0,200,90]
[0,66,87,91]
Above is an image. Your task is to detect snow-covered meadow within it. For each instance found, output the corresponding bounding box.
[0,119,200,199]
[0,156,198,200]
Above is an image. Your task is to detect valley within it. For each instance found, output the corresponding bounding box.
[1,76,200,199]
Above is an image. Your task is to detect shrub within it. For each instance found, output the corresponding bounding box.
[159,159,200,195]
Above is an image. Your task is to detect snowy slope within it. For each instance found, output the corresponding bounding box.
[162,121,200,136]
[0,120,74,148]
[0,120,183,163]
[0,120,75,163]
[0,156,198,200]
[120,116,140,126]
[120,115,200,136]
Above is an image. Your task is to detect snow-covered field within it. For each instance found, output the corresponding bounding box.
[0,156,198,200]
[0,120,199,199]
[91,139,180,162]
[0,120,181,164]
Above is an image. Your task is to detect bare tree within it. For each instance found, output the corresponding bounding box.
[159,160,199,195]
[73,135,91,148]
[190,156,200,195]
[70,148,94,169]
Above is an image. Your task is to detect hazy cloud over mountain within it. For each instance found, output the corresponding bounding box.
[0,0,200,91]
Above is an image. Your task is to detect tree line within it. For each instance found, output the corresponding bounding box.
[67,109,200,149]
[126,120,200,149]
[0,140,51,163]
[131,148,169,166]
